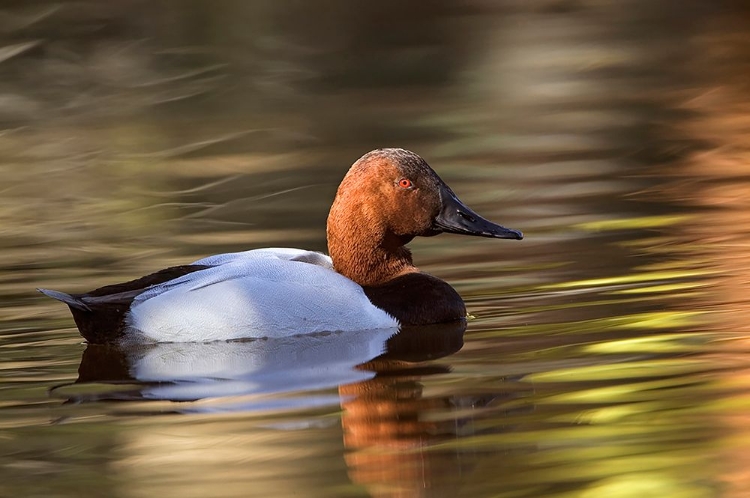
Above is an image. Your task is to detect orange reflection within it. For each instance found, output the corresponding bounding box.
[338,322,474,498]
[657,14,750,496]
[341,372,465,498]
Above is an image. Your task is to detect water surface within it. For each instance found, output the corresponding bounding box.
[2,2,750,497]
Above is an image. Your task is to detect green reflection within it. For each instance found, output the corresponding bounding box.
[574,215,694,232]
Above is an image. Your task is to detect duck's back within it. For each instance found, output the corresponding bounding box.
[127,249,398,342]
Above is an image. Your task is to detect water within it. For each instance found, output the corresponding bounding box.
[2,1,750,497]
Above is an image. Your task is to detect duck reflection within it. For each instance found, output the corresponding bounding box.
[66,321,468,405]
[62,321,516,497]
[69,327,398,411]
[340,321,490,498]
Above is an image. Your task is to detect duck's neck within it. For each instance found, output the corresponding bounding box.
[327,205,416,287]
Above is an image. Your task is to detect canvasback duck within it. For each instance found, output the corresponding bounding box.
[39,148,522,343]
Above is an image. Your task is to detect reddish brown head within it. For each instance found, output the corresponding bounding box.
[326,148,522,287]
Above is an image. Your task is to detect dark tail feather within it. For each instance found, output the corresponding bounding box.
[39,287,123,343]
[37,265,211,344]
[38,288,92,311]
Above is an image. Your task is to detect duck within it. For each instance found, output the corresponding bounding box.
[39,148,522,343]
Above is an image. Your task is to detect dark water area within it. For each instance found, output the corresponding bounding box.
[2,1,750,497]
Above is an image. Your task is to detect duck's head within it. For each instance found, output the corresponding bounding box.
[328,148,522,247]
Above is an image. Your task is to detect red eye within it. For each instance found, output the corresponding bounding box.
[398,178,413,189]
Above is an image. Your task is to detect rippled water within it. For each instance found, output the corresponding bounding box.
[2,2,750,497]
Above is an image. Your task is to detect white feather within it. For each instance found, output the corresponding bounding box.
[126,248,398,342]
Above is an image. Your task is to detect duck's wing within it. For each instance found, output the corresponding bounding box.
[39,249,336,344]
[131,249,334,301]
[39,264,211,343]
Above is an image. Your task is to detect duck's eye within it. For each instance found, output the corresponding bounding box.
[398,178,413,189]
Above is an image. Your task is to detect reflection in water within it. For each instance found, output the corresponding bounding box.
[3,2,750,498]
[54,323,470,497]
[341,323,498,498]
[62,327,398,411]
[647,17,750,497]
[341,323,472,497]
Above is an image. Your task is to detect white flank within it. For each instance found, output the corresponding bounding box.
[126,248,398,342]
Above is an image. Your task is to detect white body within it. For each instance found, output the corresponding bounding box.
[125,248,399,342]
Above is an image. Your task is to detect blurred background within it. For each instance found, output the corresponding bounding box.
[2,1,750,497]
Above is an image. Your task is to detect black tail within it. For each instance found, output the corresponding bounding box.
[37,264,212,344]
[38,288,91,311]
[38,287,127,343]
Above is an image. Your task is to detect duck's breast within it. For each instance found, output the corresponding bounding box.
[125,249,398,342]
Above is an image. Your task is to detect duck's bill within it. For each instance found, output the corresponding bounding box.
[433,186,523,240]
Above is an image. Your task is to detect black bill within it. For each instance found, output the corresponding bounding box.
[433,184,523,240]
